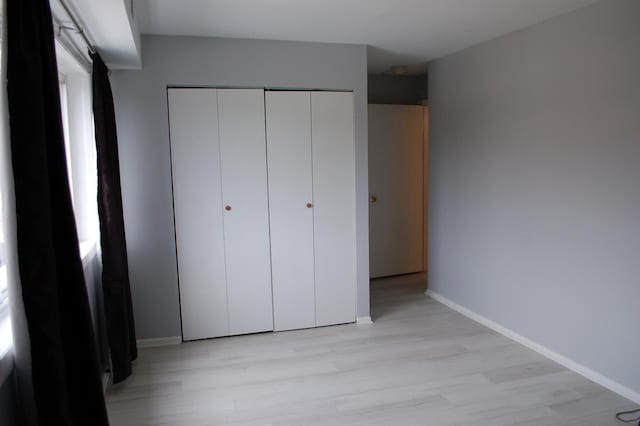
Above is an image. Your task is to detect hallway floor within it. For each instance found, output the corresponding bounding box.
[106,273,632,425]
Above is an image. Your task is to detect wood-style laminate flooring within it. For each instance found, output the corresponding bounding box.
[106,273,634,425]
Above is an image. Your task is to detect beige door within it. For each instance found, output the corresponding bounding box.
[368,104,425,278]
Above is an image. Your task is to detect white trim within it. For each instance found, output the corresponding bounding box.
[426,289,640,405]
[136,336,182,348]
[356,316,373,325]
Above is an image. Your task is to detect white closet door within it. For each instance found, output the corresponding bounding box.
[168,88,229,341]
[265,91,316,331]
[311,92,356,326]
[217,89,274,335]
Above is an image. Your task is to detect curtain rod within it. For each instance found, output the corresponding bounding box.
[57,0,96,55]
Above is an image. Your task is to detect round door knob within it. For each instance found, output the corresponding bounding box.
[370,195,377,203]
[225,205,232,211]
[306,202,313,208]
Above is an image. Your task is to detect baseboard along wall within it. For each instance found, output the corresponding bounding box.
[426,289,640,405]
[136,336,182,349]
[356,316,373,325]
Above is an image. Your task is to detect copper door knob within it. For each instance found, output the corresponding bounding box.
[370,195,377,203]
[225,205,232,211]
[306,202,313,208]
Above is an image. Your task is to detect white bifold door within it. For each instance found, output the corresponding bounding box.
[266,91,356,331]
[311,92,357,327]
[168,88,273,341]
[265,92,316,331]
[169,88,355,341]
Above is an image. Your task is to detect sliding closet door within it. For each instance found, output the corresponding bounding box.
[265,91,316,331]
[168,88,228,341]
[311,92,356,326]
[217,89,274,335]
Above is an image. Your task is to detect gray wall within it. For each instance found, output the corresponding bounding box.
[429,0,640,395]
[111,35,369,339]
[368,74,427,105]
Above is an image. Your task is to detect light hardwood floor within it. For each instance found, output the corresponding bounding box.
[106,274,633,425]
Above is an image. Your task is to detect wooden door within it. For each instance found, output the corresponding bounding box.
[368,104,424,278]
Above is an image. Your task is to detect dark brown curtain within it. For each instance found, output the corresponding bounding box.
[91,52,137,384]
[6,0,110,424]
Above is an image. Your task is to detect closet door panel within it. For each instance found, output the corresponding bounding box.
[168,88,229,341]
[311,92,357,326]
[217,89,274,335]
[265,91,316,331]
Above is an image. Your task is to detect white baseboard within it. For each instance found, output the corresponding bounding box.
[137,336,182,348]
[356,316,373,325]
[426,289,640,405]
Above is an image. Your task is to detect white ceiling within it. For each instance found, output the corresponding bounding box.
[133,0,597,74]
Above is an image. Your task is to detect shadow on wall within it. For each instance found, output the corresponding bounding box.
[368,74,428,105]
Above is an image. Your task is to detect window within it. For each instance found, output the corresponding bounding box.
[55,41,99,247]
[0,191,10,358]
[0,195,7,313]
[0,22,99,362]
[59,74,74,199]
[0,0,8,315]
[0,0,14,363]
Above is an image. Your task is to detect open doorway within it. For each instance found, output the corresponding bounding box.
[368,73,429,319]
